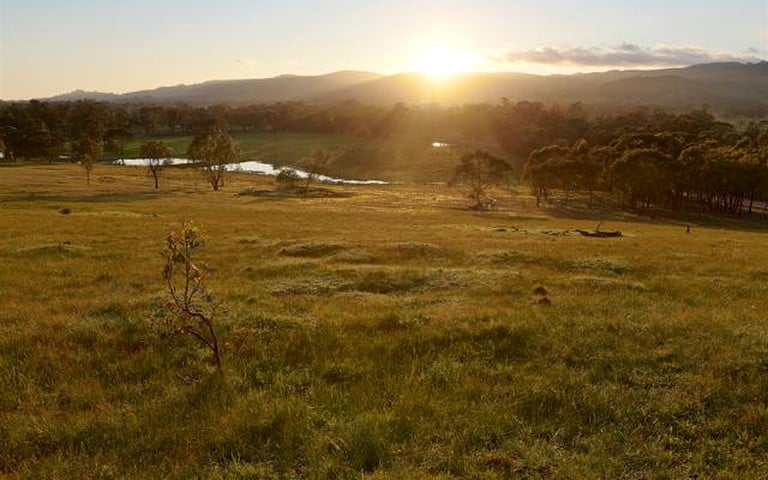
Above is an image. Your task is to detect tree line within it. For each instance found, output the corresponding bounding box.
[0,100,410,162]
[2,97,766,216]
[1,97,756,162]
[453,118,767,217]
[521,129,768,215]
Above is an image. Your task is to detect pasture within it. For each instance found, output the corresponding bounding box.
[120,131,501,183]
[1,163,766,478]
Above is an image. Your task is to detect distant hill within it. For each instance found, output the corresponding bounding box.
[323,63,768,114]
[48,90,122,102]
[44,62,768,115]
[321,72,591,105]
[48,71,384,105]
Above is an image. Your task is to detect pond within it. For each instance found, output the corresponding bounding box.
[114,158,387,185]
[226,161,387,185]
[114,158,195,166]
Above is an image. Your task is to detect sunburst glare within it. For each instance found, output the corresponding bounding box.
[411,46,479,78]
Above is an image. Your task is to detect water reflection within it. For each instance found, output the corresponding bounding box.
[114,158,194,166]
[226,161,387,185]
[115,158,387,185]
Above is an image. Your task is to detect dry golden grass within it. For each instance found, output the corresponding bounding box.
[1,163,767,478]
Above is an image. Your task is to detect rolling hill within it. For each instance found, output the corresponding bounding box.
[45,62,768,115]
[48,71,384,104]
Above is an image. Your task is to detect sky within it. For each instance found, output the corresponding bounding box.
[1,0,766,99]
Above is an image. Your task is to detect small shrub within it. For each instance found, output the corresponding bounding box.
[275,168,301,190]
[152,220,224,373]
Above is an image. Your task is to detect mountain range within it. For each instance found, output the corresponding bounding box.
[47,62,768,115]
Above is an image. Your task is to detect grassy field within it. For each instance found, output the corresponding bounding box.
[1,163,767,478]
[121,131,502,183]
[122,132,357,165]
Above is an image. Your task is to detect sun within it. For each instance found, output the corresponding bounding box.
[411,46,479,78]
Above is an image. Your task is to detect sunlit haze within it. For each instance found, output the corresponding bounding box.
[411,47,481,78]
[1,0,766,99]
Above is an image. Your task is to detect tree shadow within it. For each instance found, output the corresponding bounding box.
[1,191,165,205]
[541,199,768,233]
[236,187,354,199]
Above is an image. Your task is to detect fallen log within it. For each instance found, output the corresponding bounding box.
[575,229,623,238]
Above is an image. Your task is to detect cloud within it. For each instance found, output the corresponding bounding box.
[494,44,764,68]
[235,58,255,66]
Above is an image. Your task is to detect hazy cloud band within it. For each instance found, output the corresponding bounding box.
[496,44,764,67]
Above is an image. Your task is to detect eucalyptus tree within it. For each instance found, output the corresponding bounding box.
[187,124,239,191]
[303,149,333,188]
[140,141,175,189]
[71,135,101,184]
[523,145,569,206]
[452,150,512,210]
[104,127,133,161]
[609,148,675,209]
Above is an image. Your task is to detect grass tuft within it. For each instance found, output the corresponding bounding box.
[278,241,347,258]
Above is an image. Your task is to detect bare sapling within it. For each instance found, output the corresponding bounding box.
[159,220,223,373]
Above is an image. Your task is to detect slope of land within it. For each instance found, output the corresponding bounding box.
[1,164,766,478]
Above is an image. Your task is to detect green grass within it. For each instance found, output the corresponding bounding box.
[121,131,502,183]
[1,164,767,478]
[122,131,356,163]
